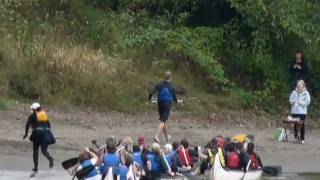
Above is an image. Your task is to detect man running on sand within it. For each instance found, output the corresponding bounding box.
[148,71,178,143]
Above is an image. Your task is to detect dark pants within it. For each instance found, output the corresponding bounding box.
[158,103,171,122]
[292,114,306,141]
[33,142,52,169]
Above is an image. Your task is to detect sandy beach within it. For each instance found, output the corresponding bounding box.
[1,105,320,179]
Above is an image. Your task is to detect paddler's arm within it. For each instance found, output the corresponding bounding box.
[148,84,159,101]
[85,147,98,164]
[171,85,178,103]
[23,115,33,140]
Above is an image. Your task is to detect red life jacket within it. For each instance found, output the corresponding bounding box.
[250,153,260,170]
[178,148,193,166]
[227,151,241,169]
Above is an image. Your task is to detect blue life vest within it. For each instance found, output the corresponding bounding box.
[101,153,120,174]
[158,87,173,103]
[81,160,100,179]
[147,153,161,172]
[165,152,174,170]
[118,166,129,180]
[133,152,143,167]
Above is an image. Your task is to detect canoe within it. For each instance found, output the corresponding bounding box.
[211,153,262,180]
[243,169,262,180]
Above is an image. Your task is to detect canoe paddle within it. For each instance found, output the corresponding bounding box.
[262,165,282,176]
[62,157,79,170]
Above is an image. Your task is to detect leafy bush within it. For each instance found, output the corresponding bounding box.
[1,0,320,115]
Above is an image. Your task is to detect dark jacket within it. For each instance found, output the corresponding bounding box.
[289,59,309,83]
[148,81,178,103]
[25,112,52,144]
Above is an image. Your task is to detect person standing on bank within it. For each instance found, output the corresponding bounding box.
[149,71,178,143]
[289,50,309,88]
[23,103,55,175]
[289,80,311,144]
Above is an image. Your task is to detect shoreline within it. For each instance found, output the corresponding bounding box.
[1,107,320,175]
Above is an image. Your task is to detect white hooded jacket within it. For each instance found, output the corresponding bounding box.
[289,89,311,115]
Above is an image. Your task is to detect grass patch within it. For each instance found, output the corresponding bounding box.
[0,98,15,111]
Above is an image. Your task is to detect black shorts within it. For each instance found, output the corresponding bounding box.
[158,103,171,122]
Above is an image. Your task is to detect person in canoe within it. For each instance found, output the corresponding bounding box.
[246,142,263,171]
[74,147,102,180]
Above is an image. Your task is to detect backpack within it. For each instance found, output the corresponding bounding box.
[158,87,173,103]
[227,152,241,169]
[250,153,260,170]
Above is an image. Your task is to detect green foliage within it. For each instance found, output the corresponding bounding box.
[126,26,229,86]
[1,0,320,115]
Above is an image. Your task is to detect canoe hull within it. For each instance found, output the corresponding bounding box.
[211,153,262,180]
[243,170,262,180]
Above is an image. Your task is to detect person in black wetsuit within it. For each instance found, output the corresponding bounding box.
[23,103,54,173]
[148,71,178,143]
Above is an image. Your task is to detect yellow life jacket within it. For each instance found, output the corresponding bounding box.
[232,134,249,144]
[218,147,226,167]
[36,111,49,123]
[208,149,215,166]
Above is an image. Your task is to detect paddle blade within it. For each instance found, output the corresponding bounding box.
[263,166,282,176]
[62,157,79,170]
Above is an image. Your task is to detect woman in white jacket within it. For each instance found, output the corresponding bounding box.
[289,80,311,144]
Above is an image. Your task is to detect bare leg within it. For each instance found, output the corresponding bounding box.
[155,122,164,142]
[163,122,169,142]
